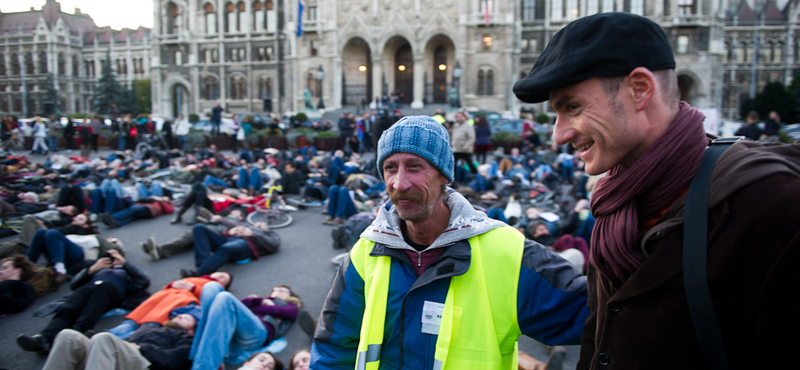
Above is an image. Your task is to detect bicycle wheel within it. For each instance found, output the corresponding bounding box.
[247,209,293,229]
[1,213,26,234]
[135,142,151,154]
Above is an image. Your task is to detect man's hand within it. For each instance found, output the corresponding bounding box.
[107,249,126,266]
[88,257,112,275]
[518,351,546,370]
[210,215,222,222]
[171,280,195,291]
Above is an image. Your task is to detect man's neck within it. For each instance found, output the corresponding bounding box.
[402,203,451,246]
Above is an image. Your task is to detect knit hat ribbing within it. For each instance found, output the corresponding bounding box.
[377,116,454,182]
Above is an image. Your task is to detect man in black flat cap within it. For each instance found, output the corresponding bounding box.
[513,12,800,370]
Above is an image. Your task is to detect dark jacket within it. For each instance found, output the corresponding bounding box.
[128,325,193,370]
[578,143,800,369]
[70,261,151,309]
[734,123,764,140]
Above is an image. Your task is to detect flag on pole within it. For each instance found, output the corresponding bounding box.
[484,0,490,26]
[297,1,304,37]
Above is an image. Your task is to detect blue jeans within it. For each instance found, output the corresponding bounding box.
[26,229,85,270]
[47,136,58,151]
[178,135,187,150]
[91,182,131,214]
[236,168,263,190]
[136,181,164,198]
[327,185,357,219]
[118,135,126,150]
[300,146,317,160]
[101,178,125,198]
[192,225,252,275]
[108,319,160,340]
[238,151,253,163]
[111,205,152,227]
[190,282,266,370]
[203,175,229,189]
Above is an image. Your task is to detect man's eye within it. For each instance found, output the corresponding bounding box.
[568,104,580,113]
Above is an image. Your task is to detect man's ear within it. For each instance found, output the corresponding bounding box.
[626,67,656,111]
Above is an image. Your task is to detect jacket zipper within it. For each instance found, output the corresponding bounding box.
[417,251,422,267]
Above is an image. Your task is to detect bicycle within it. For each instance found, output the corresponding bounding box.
[135,132,170,154]
[246,185,293,229]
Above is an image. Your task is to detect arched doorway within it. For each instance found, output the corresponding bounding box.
[424,35,456,105]
[342,38,372,106]
[171,83,189,118]
[394,45,412,104]
[432,46,447,104]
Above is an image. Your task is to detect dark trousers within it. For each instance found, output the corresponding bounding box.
[91,134,99,152]
[57,184,87,214]
[40,281,121,342]
[453,153,478,175]
[192,225,252,275]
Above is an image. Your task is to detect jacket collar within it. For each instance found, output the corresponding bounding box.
[369,240,472,291]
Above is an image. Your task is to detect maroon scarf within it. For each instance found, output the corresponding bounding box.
[590,102,707,286]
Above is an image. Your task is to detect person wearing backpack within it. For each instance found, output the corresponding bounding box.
[513,12,800,369]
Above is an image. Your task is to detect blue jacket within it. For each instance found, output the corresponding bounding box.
[311,189,589,369]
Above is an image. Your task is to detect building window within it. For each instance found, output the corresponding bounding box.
[773,42,783,63]
[25,53,34,75]
[738,43,747,63]
[167,2,181,35]
[58,53,66,76]
[11,53,20,75]
[230,75,246,99]
[308,6,317,21]
[476,68,495,96]
[237,1,246,32]
[228,48,245,62]
[677,0,695,15]
[225,2,236,32]
[629,0,643,15]
[175,51,183,66]
[259,76,272,99]
[566,0,579,20]
[203,76,219,100]
[551,0,563,22]
[602,0,614,12]
[479,0,493,13]
[677,35,689,54]
[256,47,273,61]
[0,54,5,75]
[522,0,535,21]
[253,1,265,31]
[311,40,319,56]
[266,0,276,32]
[205,3,217,34]
[204,49,219,63]
[39,52,48,74]
[72,55,79,76]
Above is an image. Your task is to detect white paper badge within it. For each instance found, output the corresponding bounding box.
[421,301,445,335]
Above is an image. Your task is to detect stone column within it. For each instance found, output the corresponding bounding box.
[371,57,383,107]
[411,55,424,108]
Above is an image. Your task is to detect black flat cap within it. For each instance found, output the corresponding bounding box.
[513,12,675,103]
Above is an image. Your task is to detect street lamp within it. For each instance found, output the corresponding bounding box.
[452,61,463,109]
[316,65,325,110]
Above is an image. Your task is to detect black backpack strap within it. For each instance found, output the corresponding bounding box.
[683,137,742,370]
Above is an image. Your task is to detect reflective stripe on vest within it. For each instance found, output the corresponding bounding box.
[350,226,524,370]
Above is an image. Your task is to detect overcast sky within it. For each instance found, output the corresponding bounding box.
[2,0,154,30]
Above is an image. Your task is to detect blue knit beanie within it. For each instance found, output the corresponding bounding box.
[377,116,454,182]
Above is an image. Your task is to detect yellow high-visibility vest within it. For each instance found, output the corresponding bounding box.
[350,226,524,370]
[432,115,446,124]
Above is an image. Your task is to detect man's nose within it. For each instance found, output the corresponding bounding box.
[552,114,574,146]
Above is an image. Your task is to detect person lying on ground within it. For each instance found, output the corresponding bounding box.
[40,323,194,370]
[189,282,302,370]
[16,249,150,353]
[180,219,279,279]
[107,271,232,339]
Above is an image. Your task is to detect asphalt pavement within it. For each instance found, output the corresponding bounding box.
[0,149,579,370]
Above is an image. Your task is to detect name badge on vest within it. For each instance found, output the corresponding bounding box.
[421,301,444,335]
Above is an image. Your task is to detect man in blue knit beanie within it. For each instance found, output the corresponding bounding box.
[311,115,589,369]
